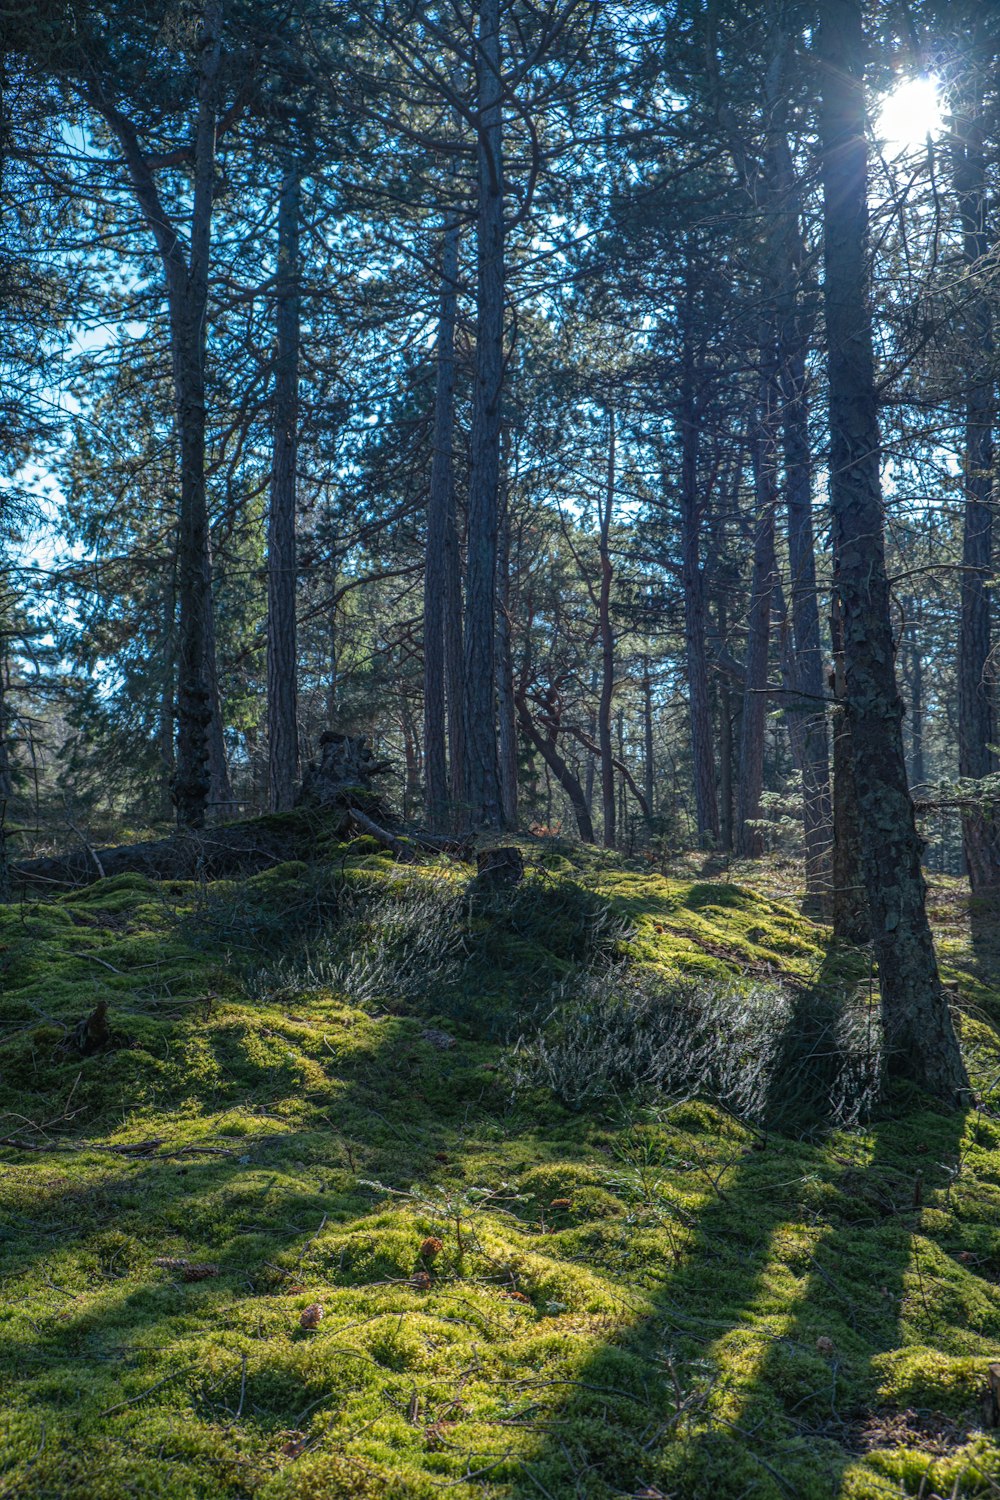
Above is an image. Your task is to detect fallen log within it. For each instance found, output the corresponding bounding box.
[8,730,474,896]
[9,809,474,896]
[9,817,313,895]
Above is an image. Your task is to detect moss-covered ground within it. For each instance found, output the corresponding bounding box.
[3,842,1000,1498]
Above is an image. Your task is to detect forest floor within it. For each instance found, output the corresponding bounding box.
[3,835,1000,1499]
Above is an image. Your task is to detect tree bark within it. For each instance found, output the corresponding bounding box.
[952,93,1000,892]
[777,268,832,902]
[424,211,461,828]
[497,490,518,828]
[598,409,616,848]
[830,592,868,941]
[678,318,719,845]
[904,597,926,792]
[818,0,967,1102]
[642,657,655,818]
[735,356,780,858]
[267,163,302,813]
[0,639,12,802]
[463,0,504,828]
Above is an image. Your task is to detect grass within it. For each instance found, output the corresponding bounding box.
[2,843,1000,1498]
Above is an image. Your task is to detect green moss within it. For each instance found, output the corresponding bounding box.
[1,854,998,1497]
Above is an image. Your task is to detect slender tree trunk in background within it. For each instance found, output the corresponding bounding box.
[0,643,12,802]
[159,564,177,819]
[445,486,466,815]
[819,0,967,1102]
[516,691,595,844]
[736,348,780,858]
[598,410,616,848]
[267,164,301,813]
[617,708,627,846]
[463,0,504,828]
[496,493,518,828]
[904,598,926,792]
[719,688,733,851]
[678,324,719,845]
[325,552,339,725]
[643,658,655,817]
[93,0,226,829]
[424,212,461,828]
[205,594,235,817]
[584,665,598,818]
[402,702,421,820]
[952,97,1000,892]
[777,253,832,903]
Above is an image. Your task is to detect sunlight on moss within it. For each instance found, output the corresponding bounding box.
[1,852,999,1496]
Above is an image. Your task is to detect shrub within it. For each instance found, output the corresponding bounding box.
[508,966,881,1130]
[243,870,631,1035]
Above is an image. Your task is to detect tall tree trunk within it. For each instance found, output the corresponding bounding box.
[92,0,226,829]
[445,474,466,815]
[424,212,461,828]
[205,581,235,817]
[778,284,832,903]
[830,592,867,941]
[952,95,1000,892]
[463,0,504,828]
[735,353,779,857]
[818,0,967,1102]
[267,163,301,813]
[598,410,616,848]
[678,320,719,845]
[643,658,655,818]
[0,640,12,802]
[497,490,518,828]
[904,597,926,792]
[158,556,177,819]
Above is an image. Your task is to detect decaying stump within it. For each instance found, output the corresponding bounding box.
[984,1363,1000,1428]
[474,846,524,892]
[297,732,393,816]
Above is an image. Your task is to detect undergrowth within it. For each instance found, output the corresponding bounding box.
[508,965,882,1130]
[1,844,999,1499]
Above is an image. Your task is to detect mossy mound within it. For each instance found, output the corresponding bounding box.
[1,850,999,1497]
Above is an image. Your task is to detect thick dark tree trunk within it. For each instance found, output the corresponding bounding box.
[818,0,967,1102]
[463,0,504,828]
[598,410,616,848]
[830,594,868,941]
[424,213,461,828]
[952,99,1000,892]
[267,164,301,813]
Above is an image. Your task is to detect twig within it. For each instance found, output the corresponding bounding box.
[99,1364,195,1418]
[298,1214,328,1264]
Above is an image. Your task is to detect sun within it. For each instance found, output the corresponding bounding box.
[875,75,943,154]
